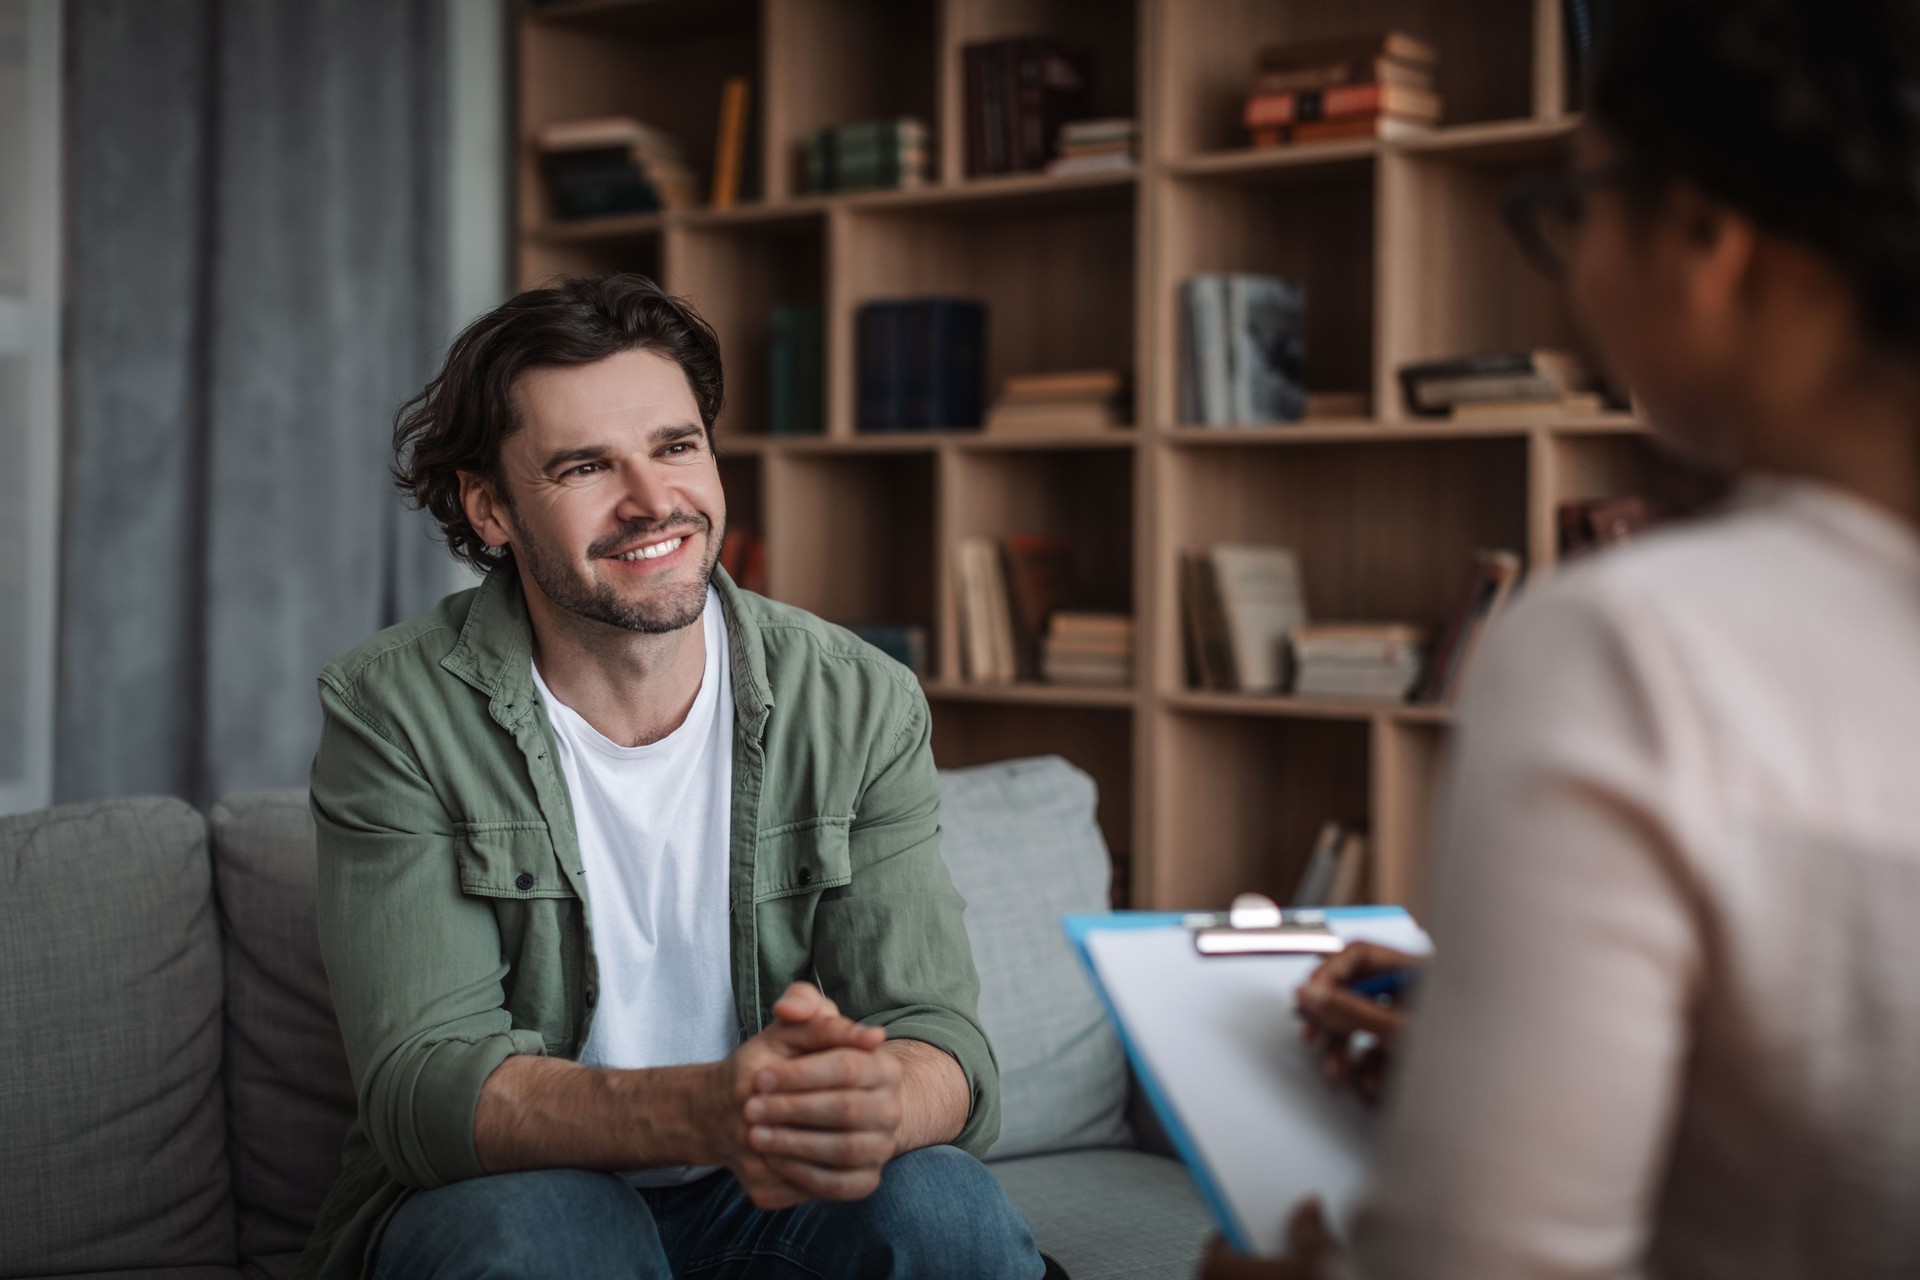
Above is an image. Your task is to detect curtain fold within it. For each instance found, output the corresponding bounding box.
[59,0,452,806]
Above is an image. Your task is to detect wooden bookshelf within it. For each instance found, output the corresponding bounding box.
[514,0,1712,913]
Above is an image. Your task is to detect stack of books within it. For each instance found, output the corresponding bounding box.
[1289,623,1428,702]
[1180,544,1308,694]
[954,534,1122,685]
[1180,274,1308,427]
[805,118,930,194]
[1041,613,1134,687]
[962,36,1090,176]
[535,116,699,220]
[768,303,823,436]
[1291,820,1370,908]
[1243,31,1442,148]
[1047,118,1136,176]
[1413,549,1524,703]
[1398,349,1601,420]
[984,369,1128,436]
[856,299,987,432]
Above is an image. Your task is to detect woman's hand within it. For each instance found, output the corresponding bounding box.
[1295,943,1424,1106]
[1194,1198,1337,1279]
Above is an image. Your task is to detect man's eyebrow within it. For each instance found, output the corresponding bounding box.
[653,422,706,444]
[539,444,610,473]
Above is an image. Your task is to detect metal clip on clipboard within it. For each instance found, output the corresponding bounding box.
[1186,892,1346,957]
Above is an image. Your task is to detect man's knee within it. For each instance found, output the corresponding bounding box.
[374,1168,665,1280]
[863,1146,1043,1278]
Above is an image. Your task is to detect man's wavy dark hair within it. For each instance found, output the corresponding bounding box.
[393,273,725,573]
[1591,0,1920,359]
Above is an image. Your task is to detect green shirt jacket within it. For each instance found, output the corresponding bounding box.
[297,566,998,1280]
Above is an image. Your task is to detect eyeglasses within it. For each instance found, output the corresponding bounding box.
[1500,162,1639,280]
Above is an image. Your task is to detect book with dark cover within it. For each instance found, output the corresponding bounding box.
[964,36,1088,175]
[539,150,660,219]
[964,42,991,176]
[1227,275,1309,424]
[769,303,823,435]
[856,303,910,432]
[856,300,987,432]
[848,625,930,676]
[1397,350,1594,416]
[977,40,1010,174]
[1002,534,1077,680]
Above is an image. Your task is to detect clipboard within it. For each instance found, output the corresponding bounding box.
[1063,905,1432,1256]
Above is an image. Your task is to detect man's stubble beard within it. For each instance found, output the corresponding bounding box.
[507,504,724,636]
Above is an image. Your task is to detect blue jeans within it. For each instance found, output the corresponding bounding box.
[372,1145,1045,1279]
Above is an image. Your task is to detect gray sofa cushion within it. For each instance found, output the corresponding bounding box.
[938,757,1132,1160]
[0,798,235,1276]
[992,1148,1214,1280]
[210,792,355,1260]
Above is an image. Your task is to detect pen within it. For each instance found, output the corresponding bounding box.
[1348,968,1421,1001]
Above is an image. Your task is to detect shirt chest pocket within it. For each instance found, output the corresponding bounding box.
[454,821,575,899]
[752,816,853,903]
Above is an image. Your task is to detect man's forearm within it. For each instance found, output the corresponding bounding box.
[474,1054,720,1174]
[884,1039,970,1152]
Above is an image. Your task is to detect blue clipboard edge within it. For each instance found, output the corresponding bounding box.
[1063,907,1411,1256]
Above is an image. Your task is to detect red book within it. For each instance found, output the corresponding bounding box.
[1000,535,1077,680]
[1243,82,1441,129]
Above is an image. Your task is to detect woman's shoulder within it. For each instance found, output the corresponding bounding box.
[1506,482,1895,655]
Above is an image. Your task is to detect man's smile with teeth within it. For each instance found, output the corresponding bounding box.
[614,535,686,561]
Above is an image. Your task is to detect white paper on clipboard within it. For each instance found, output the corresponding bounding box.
[1079,910,1431,1256]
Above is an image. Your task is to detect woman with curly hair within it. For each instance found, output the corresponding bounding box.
[1207,1,1920,1275]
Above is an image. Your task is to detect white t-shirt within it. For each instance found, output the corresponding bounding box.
[529,586,738,1185]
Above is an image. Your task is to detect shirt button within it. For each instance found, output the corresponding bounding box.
[798,867,812,887]
[584,989,597,1008]
[514,872,535,891]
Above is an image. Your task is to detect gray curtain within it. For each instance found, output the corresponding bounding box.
[58,0,454,806]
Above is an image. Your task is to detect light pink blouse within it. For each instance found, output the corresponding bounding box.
[1348,477,1920,1279]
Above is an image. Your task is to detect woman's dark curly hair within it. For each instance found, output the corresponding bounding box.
[1590,0,1920,358]
[393,273,725,573]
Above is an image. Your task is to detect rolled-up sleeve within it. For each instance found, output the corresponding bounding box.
[810,685,1001,1157]
[310,677,547,1189]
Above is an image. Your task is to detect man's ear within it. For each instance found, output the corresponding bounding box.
[458,470,511,554]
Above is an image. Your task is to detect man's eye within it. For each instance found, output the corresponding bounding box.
[564,462,604,478]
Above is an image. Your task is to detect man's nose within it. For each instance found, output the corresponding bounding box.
[613,462,676,523]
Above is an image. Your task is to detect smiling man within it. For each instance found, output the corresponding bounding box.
[300,274,1043,1280]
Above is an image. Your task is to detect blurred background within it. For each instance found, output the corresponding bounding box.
[1,0,1696,916]
[0,0,509,814]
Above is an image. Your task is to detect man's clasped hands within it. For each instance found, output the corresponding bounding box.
[702,981,906,1210]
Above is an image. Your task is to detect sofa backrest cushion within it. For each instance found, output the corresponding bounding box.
[210,790,355,1260]
[0,797,235,1276]
[937,756,1133,1160]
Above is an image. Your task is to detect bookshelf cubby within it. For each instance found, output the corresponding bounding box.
[515,0,1708,913]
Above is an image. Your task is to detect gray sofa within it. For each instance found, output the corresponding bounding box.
[0,756,1211,1280]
